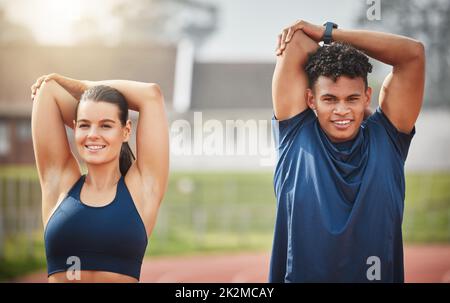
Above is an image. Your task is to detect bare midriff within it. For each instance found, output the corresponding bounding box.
[48,270,138,283]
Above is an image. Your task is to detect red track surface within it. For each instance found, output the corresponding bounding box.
[14,245,450,283]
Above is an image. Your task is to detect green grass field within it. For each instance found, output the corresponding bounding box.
[403,173,450,243]
[0,167,449,280]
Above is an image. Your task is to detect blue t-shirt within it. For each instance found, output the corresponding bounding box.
[269,107,415,283]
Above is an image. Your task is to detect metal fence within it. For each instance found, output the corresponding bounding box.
[0,173,277,259]
[0,176,42,259]
[1,172,449,261]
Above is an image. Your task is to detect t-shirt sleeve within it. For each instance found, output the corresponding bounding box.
[369,106,416,162]
[272,108,316,151]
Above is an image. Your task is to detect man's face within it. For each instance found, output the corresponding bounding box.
[307,76,372,143]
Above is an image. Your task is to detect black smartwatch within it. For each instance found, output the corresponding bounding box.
[322,22,338,45]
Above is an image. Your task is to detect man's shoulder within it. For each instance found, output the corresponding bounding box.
[273,108,316,128]
[272,108,317,151]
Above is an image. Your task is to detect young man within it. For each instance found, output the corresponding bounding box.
[270,20,425,282]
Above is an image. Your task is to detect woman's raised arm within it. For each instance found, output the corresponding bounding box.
[31,78,81,223]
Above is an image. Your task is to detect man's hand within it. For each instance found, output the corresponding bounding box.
[276,20,325,56]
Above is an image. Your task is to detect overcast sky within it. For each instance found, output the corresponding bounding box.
[197,0,363,61]
[1,0,367,61]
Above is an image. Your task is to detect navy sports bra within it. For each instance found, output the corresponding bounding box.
[44,175,148,280]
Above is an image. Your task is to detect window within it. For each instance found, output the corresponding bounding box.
[0,122,10,156]
[17,120,31,141]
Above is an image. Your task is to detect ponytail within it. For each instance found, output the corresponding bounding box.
[119,142,135,176]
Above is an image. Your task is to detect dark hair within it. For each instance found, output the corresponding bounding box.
[305,42,373,90]
[76,85,135,176]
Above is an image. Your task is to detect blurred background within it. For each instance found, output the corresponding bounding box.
[0,0,449,282]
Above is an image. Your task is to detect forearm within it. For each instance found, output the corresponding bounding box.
[53,75,88,100]
[272,30,318,120]
[86,80,162,111]
[47,80,79,129]
[50,75,162,112]
[331,29,424,67]
[33,80,78,131]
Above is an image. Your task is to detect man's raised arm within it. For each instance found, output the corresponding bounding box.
[272,26,319,121]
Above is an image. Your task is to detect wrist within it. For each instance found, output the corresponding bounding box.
[330,28,342,43]
[322,22,338,45]
[301,23,325,43]
[61,77,89,100]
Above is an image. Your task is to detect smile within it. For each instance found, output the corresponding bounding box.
[333,120,351,125]
[85,145,106,150]
[332,119,353,129]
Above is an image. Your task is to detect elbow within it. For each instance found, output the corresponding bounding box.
[409,40,425,62]
[32,80,57,106]
[290,29,307,45]
[38,79,57,95]
[148,83,164,103]
[290,30,316,52]
[396,40,425,68]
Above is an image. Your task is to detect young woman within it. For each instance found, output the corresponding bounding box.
[30,74,169,282]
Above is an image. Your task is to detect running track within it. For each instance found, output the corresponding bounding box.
[14,245,450,283]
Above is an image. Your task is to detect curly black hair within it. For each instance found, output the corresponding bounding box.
[305,42,372,90]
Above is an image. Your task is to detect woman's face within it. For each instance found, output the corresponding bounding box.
[74,101,130,166]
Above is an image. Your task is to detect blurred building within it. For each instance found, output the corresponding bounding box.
[191,62,273,110]
[1,42,448,171]
[0,43,277,167]
[0,44,177,164]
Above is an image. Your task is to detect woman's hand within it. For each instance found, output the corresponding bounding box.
[31,73,88,101]
[31,73,57,101]
[276,20,325,56]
